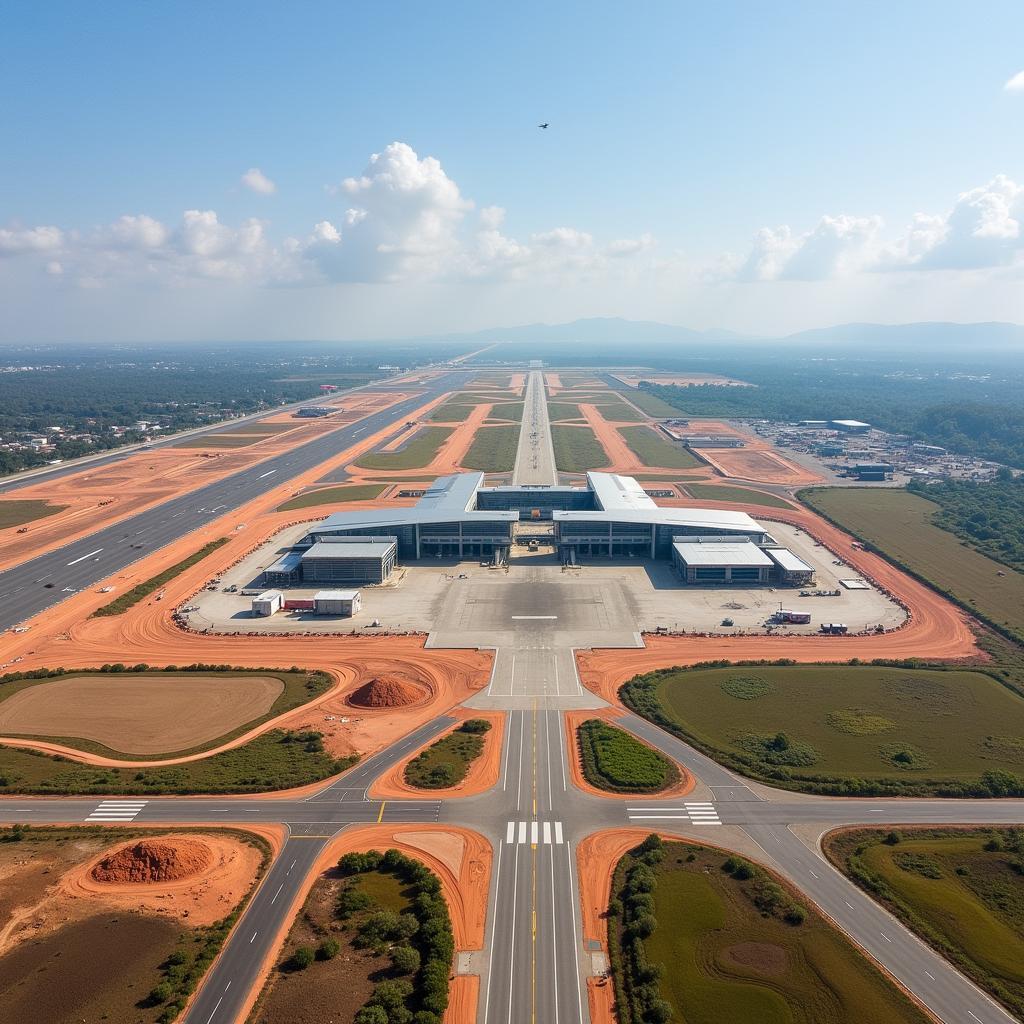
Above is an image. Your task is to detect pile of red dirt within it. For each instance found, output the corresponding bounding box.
[91,839,213,884]
[347,675,428,709]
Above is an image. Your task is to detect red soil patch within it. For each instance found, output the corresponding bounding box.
[347,675,429,709]
[92,838,213,884]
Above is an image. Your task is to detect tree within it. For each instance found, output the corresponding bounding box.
[391,945,421,975]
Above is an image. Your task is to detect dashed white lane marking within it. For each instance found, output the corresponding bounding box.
[511,615,558,620]
[67,547,103,566]
[86,800,147,822]
[506,821,565,844]
[257,470,277,479]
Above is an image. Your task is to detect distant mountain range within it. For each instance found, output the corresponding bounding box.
[419,316,1024,353]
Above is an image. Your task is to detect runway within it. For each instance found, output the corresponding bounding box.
[0,371,467,631]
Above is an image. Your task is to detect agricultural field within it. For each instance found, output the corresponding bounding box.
[460,425,519,472]
[826,827,1024,1020]
[276,484,386,511]
[682,483,793,509]
[577,718,677,793]
[620,663,1024,795]
[610,837,929,1024]
[92,537,230,616]
[404,718,491,788]
[356,426,454,470]
[551,425,609,472]
[801,487,1024,644]
[0,826,267,1024]
[0,666,331,759]
[0,498,68,530]
[618,426,702,469]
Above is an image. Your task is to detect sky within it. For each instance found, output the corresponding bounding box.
[3,1,1024,343]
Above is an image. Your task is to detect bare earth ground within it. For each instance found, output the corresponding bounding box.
[0,674,284,754]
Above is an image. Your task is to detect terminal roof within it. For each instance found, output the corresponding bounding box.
[672,540,774,567]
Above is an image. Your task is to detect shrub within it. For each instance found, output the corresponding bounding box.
[391,945,421,975]
[287,946,315,970]
[316,938,341,961]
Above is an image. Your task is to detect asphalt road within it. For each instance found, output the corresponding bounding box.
[0,370,467,631]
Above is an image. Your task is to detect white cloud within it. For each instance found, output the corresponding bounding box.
[0,224,63,255]
[97,214,169,250]
[886,174,1024,270]
[241,167,277,194]
[1004,70,1024,93]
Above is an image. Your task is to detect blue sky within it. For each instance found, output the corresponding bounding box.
[3,1,1024,341]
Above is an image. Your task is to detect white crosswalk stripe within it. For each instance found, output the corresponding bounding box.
[626,802,722,825]
[86,800,148,822]
[505,821,565,844]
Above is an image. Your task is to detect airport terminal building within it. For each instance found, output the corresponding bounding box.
[265,472,813,587]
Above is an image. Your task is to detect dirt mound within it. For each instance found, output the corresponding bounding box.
[91,839,213,884]
[348,675,427,709]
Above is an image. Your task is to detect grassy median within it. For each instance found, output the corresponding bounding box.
[460,425,519,472]
[577,719,677,793]
[618,426,702,469]
[356,427,454,471]
[92,537,230,617]
[551,425,609,472]
[403,719,492,788]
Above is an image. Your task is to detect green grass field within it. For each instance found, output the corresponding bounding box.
[577,719,677,792]
[403,719,491,788]
[356,427,454,470]
[826,827,1024,1019]
[682,483,793,509]
[0,728,356,795]
[276,484,386,511]
[0,499,68,530]
[547,401,587,422]
[0,666,332,761]
[621,663,1024,795]
[487,402,524,422]
[618,426,702,469]
[460,426,519,471]
[611,839,928,1024]
[801,487,1024,643]
[428,403,476,422]
[546,398,645,423]
[616,388,685,417]
[551,425,609,472]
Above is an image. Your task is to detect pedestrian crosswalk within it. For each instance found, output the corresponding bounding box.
[506,820,565,844]
[86,800,148,822]
[627,801,722,825]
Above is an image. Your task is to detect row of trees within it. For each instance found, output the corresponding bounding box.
[909,472,1024,571]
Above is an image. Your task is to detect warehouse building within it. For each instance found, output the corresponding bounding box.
[671,539,774,584]
[251,590,284,616]
[764,547,815,586]
[831,419,871,434]
[683,435,746,448]
[300,538,397,585]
